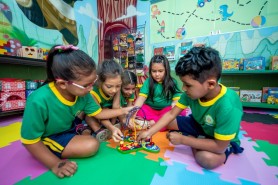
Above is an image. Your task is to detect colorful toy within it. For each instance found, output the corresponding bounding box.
[117,106,160,154]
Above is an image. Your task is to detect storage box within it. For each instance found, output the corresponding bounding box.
[0,91,26,101]
[0,79,25,92]
[243,56,266,70]
[0,91,26,111]
[268,88,278,98]
[270,56,278,70]
[0,99,25,111]
[25,80,38,90]
[229,87,240,96]
[222,59,239,71]
[22,46,38,59]
[262,87,278,102]
[240,90,262,102]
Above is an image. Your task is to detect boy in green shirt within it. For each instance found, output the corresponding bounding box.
[137,46,244,169]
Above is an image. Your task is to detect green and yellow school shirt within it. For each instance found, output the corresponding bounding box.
[139,78,181,110]
[120,92,135,107]
[21,82,101,144]
[90,85,113,108]
[176,84,243,144]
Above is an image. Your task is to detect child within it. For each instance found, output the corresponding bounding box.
[137,47,244,169]
[120,70,137,107]
[21,45,133,178]
[130,55,181,130]
[117,70,137,125]
[85,60,124,142]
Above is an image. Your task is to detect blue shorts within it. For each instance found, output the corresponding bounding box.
[175,115,244,162]
[42,117,81,158]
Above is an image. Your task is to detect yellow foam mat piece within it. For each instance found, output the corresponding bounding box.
[0,122,21,148]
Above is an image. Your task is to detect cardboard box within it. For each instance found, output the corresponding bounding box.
[0,91,26,111]
[262,87,278,102]
[240,90,262,102]
[22,46,38,59]
[271,56,278,70]
[268,88,278,98]
[243,56,266,70]
[0,79,25,92]
[222,59,239,71]
[25,80,38,90]
[0,99,25,111]
[229,87,240,96]
[0,91,26,101]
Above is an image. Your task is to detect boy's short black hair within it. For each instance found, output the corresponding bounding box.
[175,47,222,83]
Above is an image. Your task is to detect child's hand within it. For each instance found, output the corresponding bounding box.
[122,106,135,115]
[136,130,151,142]
[51,160,78,178]
[111,127,123,142]
[166,132,183,145]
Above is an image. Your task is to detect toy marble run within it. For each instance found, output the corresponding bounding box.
[117,106,160,154]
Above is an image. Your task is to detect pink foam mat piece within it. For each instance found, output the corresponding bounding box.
[0,141,48,185]
[241,121,278,144]
[164,137,278,185]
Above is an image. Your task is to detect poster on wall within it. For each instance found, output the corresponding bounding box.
[180,41,192,57]
[153,47,164,55]
[163,45,175,61]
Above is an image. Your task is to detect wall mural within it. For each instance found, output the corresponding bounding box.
[135,0,278,70]
[149,0,278,43]
[0,0,99,62]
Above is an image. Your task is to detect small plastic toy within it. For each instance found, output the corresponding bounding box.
[117,106,160,154]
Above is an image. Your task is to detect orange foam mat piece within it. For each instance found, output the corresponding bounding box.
[107,131,175,161]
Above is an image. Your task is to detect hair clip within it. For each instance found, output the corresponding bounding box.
[54,45,79,52]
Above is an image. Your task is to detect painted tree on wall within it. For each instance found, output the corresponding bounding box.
[97,0,137,64]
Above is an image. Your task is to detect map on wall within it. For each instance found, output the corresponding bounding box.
[150,0,278,43]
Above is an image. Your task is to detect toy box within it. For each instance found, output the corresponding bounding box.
[240,90,262,103]
[0,91,26,111]
[268,88,278,98]
[222,59,239,71]
[243,56,266,70]
[25,80,38,90]
[228,87,240,96]
[0,99,25,111]
[0,91,26,101]
[22,46,38,59]
[270,56,278,70]
[262,87,278,102]
[0,79,25,92]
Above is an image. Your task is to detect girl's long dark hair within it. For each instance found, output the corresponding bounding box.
[149,55,180,102]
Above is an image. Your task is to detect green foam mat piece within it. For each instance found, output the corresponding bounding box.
[15,142,167,185]
[254,140,278,167]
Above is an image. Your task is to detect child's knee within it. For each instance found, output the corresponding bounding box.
[86,138,100,156]
[195,151,225,169]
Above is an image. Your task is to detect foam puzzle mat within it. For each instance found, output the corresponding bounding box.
[0,109,277,185]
